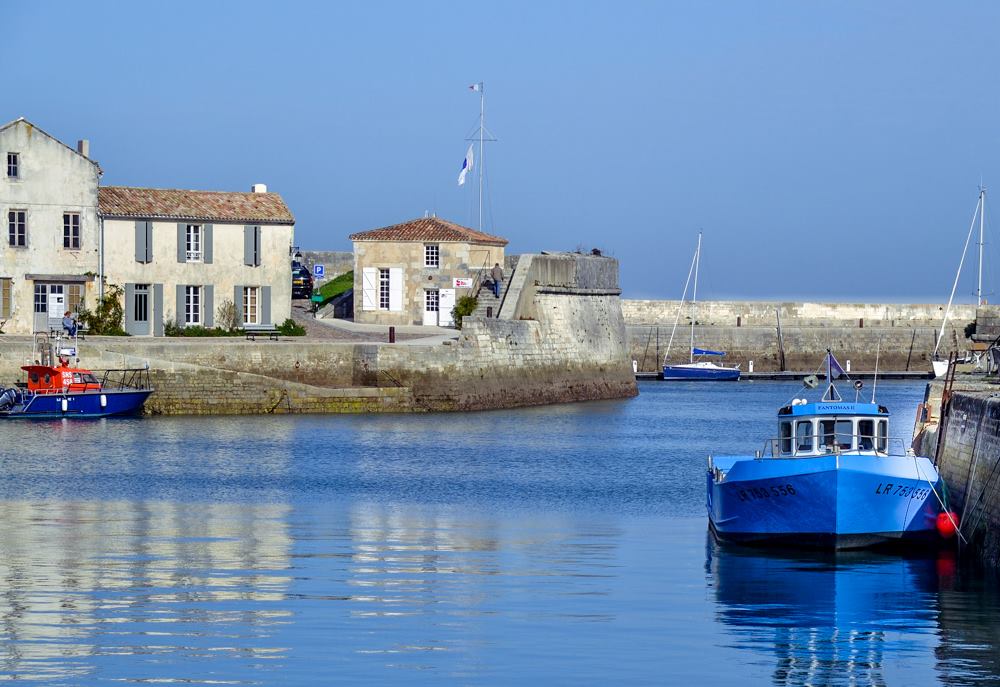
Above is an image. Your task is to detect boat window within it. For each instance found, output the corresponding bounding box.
[795,420,814,453]
[858,419,875,451]
[820,419,837,452]
[780,422,792,454]
[43,373,51,385]
[29,372,38,384]
[835,419,853,450]
[877,420,888,452]
[82,373,98,385]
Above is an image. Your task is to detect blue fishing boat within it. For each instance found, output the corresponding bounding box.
[707,351,952,549]
[662,233,741,381]
[0,334,153,419]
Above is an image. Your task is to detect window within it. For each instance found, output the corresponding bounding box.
[425,244,440,268]
[33,283,46,313]
[134,284,149,323]
[186,224,202,262]
[780,422,792,454]
[425,289,439,312]
[795,420,813,454]
[858,419,875,451]
[0,278,10,318]
[8,210,26,247]
[877,420,888,453]
[6,153,18,179]
[63,213,81,249]
[243,286,260,325]
[835,419,853,450]
[378,268,390,310]
[67,284,82,314]
[185,285,201,325]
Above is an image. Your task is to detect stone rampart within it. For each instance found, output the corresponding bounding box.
[0,254,636,414]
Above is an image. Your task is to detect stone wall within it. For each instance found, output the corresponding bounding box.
[931,391,1000,567]
[298,251,353,282]
[622,299,977,328]
[0,253,636,414]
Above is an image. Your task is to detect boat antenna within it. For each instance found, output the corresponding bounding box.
[935,192,981,357]
[871,337,881,403]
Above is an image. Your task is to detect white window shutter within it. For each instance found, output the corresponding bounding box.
[362,267,377,311]
[389,268,403,312]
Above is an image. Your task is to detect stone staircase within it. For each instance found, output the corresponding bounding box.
[471,282,506,318]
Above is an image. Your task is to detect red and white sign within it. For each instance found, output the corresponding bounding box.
[453,277,473,288]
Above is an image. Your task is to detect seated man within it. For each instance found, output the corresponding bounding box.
[62,310,78,337]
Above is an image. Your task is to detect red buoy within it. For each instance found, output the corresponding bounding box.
[936,512,960,539]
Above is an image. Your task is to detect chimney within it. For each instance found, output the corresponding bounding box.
[251,183,267,193]
[77,139,90,158]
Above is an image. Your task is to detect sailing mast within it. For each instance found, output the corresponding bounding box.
[690,232,701,363]
[978,186,986,306]
[465,82,496,232]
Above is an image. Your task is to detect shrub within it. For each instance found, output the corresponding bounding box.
[164,319,242,337]
[78,282,127,335]
[452,296,478,330]
[276,318,306,336]
[217,299,237,332]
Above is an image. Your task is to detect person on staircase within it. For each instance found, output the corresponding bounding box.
[490,263,504,298]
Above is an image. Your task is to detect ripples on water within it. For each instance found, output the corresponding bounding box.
[0,381,997,685]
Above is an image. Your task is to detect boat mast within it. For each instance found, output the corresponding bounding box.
[690,232,701,364]
[934,195,981,357]
[978,186,986,306]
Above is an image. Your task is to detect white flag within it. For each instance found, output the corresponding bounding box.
[457,144,474,186]
[469,83,482,92]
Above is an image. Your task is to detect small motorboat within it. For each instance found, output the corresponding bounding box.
[0,334,153,418]
[706,351,952,549]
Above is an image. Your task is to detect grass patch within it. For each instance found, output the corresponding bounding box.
[315,271,354,305]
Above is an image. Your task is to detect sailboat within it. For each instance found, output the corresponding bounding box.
[662,233,741,381]
[932,186,986,378]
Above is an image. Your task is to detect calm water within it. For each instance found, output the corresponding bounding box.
[1,380,999,685]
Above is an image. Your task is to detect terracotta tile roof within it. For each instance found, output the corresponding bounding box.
[349,217,508,246]
[98,186,294,224]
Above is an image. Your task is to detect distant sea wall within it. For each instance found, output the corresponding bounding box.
[623,299,975,372]
[0,254,636,414]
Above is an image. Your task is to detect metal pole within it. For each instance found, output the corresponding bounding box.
[479,83,484,232]
[690,232,701,363]
[979,187,986,306]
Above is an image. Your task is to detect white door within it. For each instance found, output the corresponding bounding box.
[423,289,439,326]
[439,289,456,327]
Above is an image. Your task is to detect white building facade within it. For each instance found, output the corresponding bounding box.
[0,118,101,333]
[99,186,294,335]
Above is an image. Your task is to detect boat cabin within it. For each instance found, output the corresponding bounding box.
[22,363,101,394]
[776,401,890,456]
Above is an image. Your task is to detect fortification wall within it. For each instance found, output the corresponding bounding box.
[0,254,636,414]
[622,299,976,328]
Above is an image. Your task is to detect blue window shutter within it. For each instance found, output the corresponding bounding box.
[261,286,271,325]
[124,283,135,332]
[203,224,213,264]
[176,285,185,325]
[204,285,214,327]
[134,222,146,263]
[146,222,154,262]
[255,225,262,266]
[153,284,164,336]
[177,224,186,263]
[244,226,254,266]
[234,285,244,327]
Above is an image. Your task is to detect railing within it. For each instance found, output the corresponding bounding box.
[99,368,152,391]
[186,250,202,262]
[761,433,912,458]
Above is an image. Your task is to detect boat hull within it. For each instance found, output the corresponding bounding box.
[707,454,941,549]
[0,389,153,418]
[664,364,740,381]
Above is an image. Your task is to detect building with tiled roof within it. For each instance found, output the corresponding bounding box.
[351,216,508,327]
[349,217,507,246]
[99,186,294,224]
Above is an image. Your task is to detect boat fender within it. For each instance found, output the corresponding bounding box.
[61,397,68,413]
[0,388,17,411]
[936,512,960,539]
[100,394,107,408]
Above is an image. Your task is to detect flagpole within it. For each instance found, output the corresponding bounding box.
[479,82,485,232]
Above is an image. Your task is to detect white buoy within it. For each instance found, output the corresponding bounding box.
[100,394,107,408]
[61,398,68,412]
[632,360,638,374]
[748,360,754,373]
[846,359,851,372]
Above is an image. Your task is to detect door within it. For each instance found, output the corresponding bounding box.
[423,289,439,326]
[33,283,65,332]
[439,288,455,327]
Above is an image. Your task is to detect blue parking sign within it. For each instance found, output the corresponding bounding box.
[313,264,325,278]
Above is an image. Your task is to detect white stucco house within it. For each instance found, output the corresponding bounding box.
[0,116,295,336]
[99,186,295,335]
[0,118,101,333]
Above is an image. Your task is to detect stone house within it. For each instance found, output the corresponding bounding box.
[0,118,101,333]
[349,217,507,326]
[99,186,295,335]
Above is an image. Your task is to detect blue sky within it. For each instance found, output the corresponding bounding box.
[8,2,1000,301]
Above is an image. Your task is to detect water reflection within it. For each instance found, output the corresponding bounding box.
[0,499,292,683]
[707,539,942,687]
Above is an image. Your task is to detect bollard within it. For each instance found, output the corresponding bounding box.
[486,306,493,318]
[859,318,864,328]
[737,316,741,328]
[749,360,754,373]
[389,326,395,343]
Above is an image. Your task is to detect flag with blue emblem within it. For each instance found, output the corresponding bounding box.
[828,351,846,378]
[457,144,474,186]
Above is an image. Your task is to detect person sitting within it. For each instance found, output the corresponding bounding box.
[62,310,78,337]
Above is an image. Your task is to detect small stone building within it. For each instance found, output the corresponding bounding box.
[349,217,507,326]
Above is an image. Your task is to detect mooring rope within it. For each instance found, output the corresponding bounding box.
[915,457,967,545]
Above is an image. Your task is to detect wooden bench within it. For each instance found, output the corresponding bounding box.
[245,324,279,341]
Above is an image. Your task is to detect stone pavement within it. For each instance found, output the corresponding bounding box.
[290,302,459,345]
